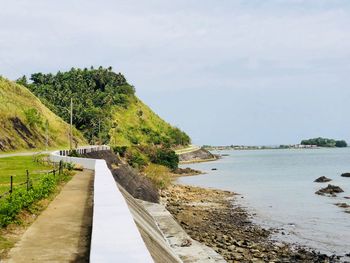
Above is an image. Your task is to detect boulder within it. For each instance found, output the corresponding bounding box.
[314,176,332,183]
[315,184,344,196]
[341,173,350,177]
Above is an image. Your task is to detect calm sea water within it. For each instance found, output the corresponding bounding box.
[178,148,350,255]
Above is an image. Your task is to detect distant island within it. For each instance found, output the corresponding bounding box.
[204,137,348,151]
[301,137,347,148]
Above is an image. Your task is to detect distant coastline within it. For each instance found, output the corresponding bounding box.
[203,144,320,151]
[204,137,348,151]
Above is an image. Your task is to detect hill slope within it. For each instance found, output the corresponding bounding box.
[24,67,190,148]
[0,77,86,152]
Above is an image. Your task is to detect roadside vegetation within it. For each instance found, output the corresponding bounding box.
[0,156,74,227]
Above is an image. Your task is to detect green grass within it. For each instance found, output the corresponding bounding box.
[110,96,184,146]
[0,77,86,152]
[0,156,53,195]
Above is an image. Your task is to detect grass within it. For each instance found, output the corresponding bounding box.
[143,163,172,190]
[110,96,181,146]
[0,77,86,152]
[0,156,53,195]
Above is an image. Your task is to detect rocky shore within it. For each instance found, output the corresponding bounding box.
[161,184,343,263]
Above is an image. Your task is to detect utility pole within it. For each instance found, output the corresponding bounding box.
[70,98,73,150]
[98,118,101,145]
[45,120,49,152]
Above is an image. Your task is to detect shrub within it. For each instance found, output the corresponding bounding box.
[149,147,179,170]
[0,171,71,227]
[125,148,148,169]
[112,146,128,157]
[24,108,42,128]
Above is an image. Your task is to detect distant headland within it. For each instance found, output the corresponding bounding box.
[204,137,348,151]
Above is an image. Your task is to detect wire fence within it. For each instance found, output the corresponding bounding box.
[0,160,64,200]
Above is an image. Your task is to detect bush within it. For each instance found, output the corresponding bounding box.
[112,146,128,157]
[0,171,71,227]
[149,148,179,170]
[24,108,42,128]
[125,148,148,169]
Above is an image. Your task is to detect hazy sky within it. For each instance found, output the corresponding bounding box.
[1,0,350,145]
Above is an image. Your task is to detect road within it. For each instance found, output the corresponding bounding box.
[0,151,51,158]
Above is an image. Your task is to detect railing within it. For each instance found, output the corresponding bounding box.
[50,146,154,262]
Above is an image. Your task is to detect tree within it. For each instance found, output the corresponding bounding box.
[335,140,347,148]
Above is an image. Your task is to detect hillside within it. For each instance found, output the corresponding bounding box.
[0,77,86,152]
[23,67,190,148]
[111,96,189,146]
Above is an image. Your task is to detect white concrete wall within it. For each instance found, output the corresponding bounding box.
[49,147,154,263]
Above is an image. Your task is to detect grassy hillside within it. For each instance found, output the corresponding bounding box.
[0,77,86,152]
[110,96,189,147]
[24,67,190,148]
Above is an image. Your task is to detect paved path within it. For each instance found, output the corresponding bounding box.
[4,169,94,263]
[0,151,51,159]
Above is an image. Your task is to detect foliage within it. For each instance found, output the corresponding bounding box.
[67,150,82,158]
[335,140,347,147]
[143,164,171,190]
[17,66,190,148]
[125,148,148,169]
[0,78,86,152]
[139,145,179,170]
[24,66,135,143]
[150,148,179,170]
[0,171,71,227]
[301,137,348,148]
[24,108,42,128]
[112,146,128,157]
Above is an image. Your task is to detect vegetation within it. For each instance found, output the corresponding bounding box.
[0,156,72,227]
[301,137,348,148]
[0,77,86,152]
[22,66,190,147]
[143,164,172,190]
[114,145,179,170]
[0,155,53,194]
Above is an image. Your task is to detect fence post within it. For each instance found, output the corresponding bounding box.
[10,176,13,194]
[59,160,63,175]
[26,170,29,191]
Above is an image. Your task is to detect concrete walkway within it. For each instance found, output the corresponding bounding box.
[4,169,94,263]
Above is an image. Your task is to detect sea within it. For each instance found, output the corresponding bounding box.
[178,148,350,256]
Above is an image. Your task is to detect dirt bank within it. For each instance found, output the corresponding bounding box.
[162,184,342,263]
[178,148,218,163]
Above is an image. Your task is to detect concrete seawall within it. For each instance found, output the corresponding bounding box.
[50,146,154,262]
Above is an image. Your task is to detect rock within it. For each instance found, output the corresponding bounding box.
[341,173,350,177]
[314,176,332,183]
[180,238,192,247]
[344,196,350,199]
[335,203,350,208]
[315,184,344,196]
[211,168,217,170]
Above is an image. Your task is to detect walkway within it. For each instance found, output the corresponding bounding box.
[4,169,94,263]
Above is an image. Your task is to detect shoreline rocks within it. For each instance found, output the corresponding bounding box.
[315,184,344,196]
[314,176,332,183]
[162,184,340,262]
[341,173,350,177]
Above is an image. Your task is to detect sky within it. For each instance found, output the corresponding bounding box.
[1,0,350,145]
